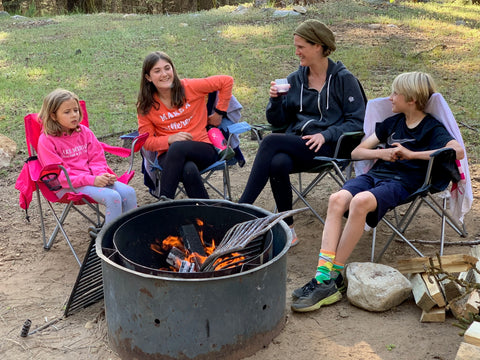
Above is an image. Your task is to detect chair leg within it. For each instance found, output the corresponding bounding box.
[45,201,82,267]
[35,188,49,250]
[223,166,232,201]
[375,217,424,262]
[46,201,73,249]
[291,185,325,225]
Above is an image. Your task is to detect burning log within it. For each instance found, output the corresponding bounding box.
[180,224,206,257]
[166,246,198,273]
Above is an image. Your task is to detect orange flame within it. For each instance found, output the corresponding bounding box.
[150,220,248,272]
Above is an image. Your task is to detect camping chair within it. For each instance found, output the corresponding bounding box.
[15,100,147,266]
[361,93,473,261]
[123,93,251,201]
[250,124,364,224]
[250,77,367,223]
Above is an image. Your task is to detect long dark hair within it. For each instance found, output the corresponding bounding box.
[136,51,185,115]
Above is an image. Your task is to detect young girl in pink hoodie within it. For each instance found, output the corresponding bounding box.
[37,89,137,225]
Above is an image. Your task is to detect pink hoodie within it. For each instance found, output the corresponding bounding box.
[37,124,109,188]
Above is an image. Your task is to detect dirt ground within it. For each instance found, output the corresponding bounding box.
[0,135,478,360]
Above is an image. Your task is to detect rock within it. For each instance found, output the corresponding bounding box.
[0,11,10,17]
[254,0,268,7]
[232,5,249,15]
[293,6,307,14]
[272,10,300,17]
[346,262,412,312]
[0,134,17,168]
[11,15,28,20]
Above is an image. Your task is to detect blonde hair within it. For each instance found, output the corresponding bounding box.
[391,72,436,111]
[39,89,82,136]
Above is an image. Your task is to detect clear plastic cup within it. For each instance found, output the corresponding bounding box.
[275,78,290,96]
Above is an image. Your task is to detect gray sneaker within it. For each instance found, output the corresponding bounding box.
[291,279,342,313]
[292,273,346,299]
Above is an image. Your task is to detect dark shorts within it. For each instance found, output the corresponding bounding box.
[342,174,411,228]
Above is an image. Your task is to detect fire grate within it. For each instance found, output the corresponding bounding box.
[64,236,104,317]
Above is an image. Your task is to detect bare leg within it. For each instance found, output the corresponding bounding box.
[335,191,377,264]
[320,190,353,253]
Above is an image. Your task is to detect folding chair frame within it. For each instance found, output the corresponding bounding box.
[22,104,146,266]
[294,131,364,224]
[139,121,251,201]
[251,125,364,224]
[370,148,468,262]
[36,166,103,266]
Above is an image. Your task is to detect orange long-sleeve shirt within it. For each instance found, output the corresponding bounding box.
[138,75,233,155]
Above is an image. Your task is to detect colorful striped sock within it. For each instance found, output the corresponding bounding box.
[315,250,335,284]
[331,261,345,278]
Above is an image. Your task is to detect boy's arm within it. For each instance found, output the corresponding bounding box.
[351,133,394,161]
[391,139,464,161]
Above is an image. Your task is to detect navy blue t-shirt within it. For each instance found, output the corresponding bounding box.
[370,113,454,192]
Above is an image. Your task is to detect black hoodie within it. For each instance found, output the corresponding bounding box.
[266,58,366,143]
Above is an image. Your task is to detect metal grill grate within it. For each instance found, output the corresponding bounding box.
[64,237,104,317]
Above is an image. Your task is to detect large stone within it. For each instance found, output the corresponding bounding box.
[0,134,16,168]
[346,262,412,312]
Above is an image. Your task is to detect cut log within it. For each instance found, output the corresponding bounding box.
[421,273,446,307]
[440,278,463,303]
[410,273,436,312]
[466,290,480,315]
[420,306,445,322]
[459,269,474,284]
[180,224,206,256]
[450,295,469,319]
[455,342,480,360]
[396,254,477,274]
[465,321,480,347]
[470,246,480,284]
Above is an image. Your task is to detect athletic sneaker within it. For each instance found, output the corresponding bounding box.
[290,227,299,247]
[292,273,346,299]
[291,278,342,313]
[330,272,347,293]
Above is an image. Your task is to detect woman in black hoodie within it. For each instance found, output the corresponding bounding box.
[239,20,366,246]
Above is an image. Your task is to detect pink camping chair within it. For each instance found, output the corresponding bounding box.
[15,100,147,266]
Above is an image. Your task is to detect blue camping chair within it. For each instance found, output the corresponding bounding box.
[123,93,251,201]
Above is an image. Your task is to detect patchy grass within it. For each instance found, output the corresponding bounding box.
[0,1,479,161]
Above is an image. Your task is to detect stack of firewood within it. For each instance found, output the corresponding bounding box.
[396,247,480,359]
[397,252,479,322]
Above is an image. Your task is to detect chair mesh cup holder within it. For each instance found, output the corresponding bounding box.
[40,172,62,191]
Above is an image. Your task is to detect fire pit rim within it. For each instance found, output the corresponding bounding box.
[95,199,293,282]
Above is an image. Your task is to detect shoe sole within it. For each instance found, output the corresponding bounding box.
[291,290,342,313]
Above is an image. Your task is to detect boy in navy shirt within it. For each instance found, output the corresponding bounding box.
[291,72,465,313]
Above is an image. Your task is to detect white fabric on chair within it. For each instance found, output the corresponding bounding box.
[354,93,472,223]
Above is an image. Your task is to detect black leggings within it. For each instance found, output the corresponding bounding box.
[158,141,218,199]
[239,133,334,225]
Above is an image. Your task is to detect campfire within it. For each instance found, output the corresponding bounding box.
[109,204,274,278]
[149,219,246,273]
[97,199,292,360]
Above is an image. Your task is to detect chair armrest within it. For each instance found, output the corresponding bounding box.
[227,121,251,135]
[426,147,460,192]
[334,131,365,159]
[250,123,288,143]
[39,163,78,193]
